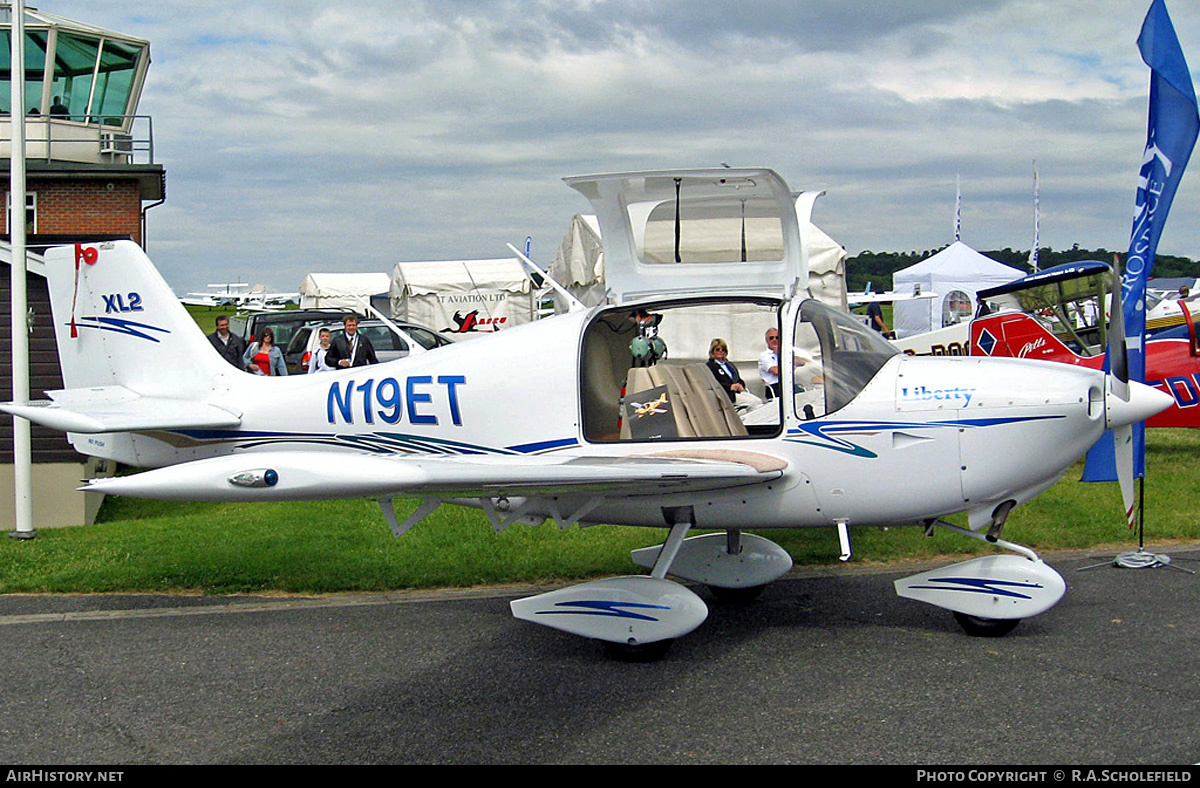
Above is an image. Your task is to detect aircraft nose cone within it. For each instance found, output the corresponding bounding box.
[1106,380,1175,429]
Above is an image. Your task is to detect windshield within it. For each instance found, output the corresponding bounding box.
[1008,273,1108,356]
[794,300,899,418]
[404,325,450,350]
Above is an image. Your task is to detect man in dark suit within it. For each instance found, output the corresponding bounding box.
[208,315,247,368]
[325,314,378,368]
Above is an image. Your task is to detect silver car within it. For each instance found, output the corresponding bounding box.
[287,319,454,373]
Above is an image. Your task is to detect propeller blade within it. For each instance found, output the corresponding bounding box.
[1107,255,1130,401]
[1107,256,1137,529]
[1114,423,1137,529]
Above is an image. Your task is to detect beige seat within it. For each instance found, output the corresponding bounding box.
[621,363,748,440]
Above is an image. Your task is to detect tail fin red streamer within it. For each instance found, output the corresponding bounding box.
[70,244,98,338]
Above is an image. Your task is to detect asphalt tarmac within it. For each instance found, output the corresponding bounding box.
[1,545,1198,765]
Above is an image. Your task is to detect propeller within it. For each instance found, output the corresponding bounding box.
[1107,256,1137,530]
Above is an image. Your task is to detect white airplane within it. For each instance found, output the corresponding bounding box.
[846,285,939,305]
[2,168,1172,660]
[180,283,298,310]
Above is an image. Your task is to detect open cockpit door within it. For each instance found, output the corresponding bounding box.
[565,168,823,304]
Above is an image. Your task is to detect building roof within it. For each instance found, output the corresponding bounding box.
[1,5,149,47]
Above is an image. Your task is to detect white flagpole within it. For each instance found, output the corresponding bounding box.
[9,0,34,539]
[1031,161,1040,272]
[954,174,961,242]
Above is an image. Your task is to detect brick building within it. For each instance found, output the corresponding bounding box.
[1,5,165,529]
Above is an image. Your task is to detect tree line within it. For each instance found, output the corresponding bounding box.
[845,246,1199,293]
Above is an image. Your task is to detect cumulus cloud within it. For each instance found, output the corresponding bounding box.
[38,0,1200,292]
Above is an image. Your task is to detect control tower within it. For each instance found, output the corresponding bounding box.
[1,4,165,530]
[0,4,164,247]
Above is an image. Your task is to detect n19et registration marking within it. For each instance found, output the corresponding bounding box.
[326,375,465,426]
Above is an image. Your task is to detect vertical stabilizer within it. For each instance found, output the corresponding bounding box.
[44,241,233,395]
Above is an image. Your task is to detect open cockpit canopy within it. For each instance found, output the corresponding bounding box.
[565,168,823,304]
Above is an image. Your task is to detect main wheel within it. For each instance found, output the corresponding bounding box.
[953,611,1021,638]
[706,584,767,603]
[602,639,674,662]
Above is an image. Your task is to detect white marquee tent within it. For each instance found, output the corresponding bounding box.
[891,242,1024,338]
[389,257,536,337]
[299,272,391,311]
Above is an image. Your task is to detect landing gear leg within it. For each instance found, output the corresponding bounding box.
[705,529,767,602]
[602,507,695,662]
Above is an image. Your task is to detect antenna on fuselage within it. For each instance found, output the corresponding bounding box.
[506,242,585,312]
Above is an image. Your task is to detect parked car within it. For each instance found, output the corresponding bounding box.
[287,319,454,374]
[234,309,345,356]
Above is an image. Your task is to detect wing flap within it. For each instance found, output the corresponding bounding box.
[0,386,242,433]
[80,449,786,502]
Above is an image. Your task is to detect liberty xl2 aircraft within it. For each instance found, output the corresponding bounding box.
[2,168,1171,658]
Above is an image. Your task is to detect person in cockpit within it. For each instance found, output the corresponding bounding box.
[706,338,745,402]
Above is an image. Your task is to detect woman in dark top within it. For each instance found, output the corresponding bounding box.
[705,338,746,402]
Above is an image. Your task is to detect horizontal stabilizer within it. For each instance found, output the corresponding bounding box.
[0,387,242,434]
[80,449,785,501]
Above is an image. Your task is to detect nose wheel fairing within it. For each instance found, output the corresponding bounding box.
[894,554,1066,622]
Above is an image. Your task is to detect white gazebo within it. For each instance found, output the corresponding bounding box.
[891,242,1024,338]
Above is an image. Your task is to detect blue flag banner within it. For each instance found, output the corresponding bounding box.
[1083,0,1199,482]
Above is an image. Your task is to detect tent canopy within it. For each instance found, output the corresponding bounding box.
[392,258,530,297]
[298,272,391,311]
[891,242,1024,338]
[389,257,536,336]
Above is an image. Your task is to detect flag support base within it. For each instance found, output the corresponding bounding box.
[1076,547,1194,573]
[1077,479,1195,574]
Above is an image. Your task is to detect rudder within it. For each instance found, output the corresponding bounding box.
[45,241,234,394]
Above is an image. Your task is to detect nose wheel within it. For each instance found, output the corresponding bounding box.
[953,611,1021,637]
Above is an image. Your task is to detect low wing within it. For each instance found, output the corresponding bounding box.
[80,449,787,502]
[0,387,242,433]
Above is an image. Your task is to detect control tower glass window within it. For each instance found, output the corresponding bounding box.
[1,26,146,126]
[92,39,141,124]
[0,28,48,115]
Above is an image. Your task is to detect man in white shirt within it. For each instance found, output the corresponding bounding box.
[758,328,781,399]
[308,328,334,373]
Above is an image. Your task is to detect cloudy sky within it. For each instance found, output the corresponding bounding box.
[37,0,1200,294]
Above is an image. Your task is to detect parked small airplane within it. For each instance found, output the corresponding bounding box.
[181,282,299,310]
[846,285,939,305]
[970,260,1200,428]
[2,168,1172,659]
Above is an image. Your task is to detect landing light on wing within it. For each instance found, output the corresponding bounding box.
[228,469,279,488]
